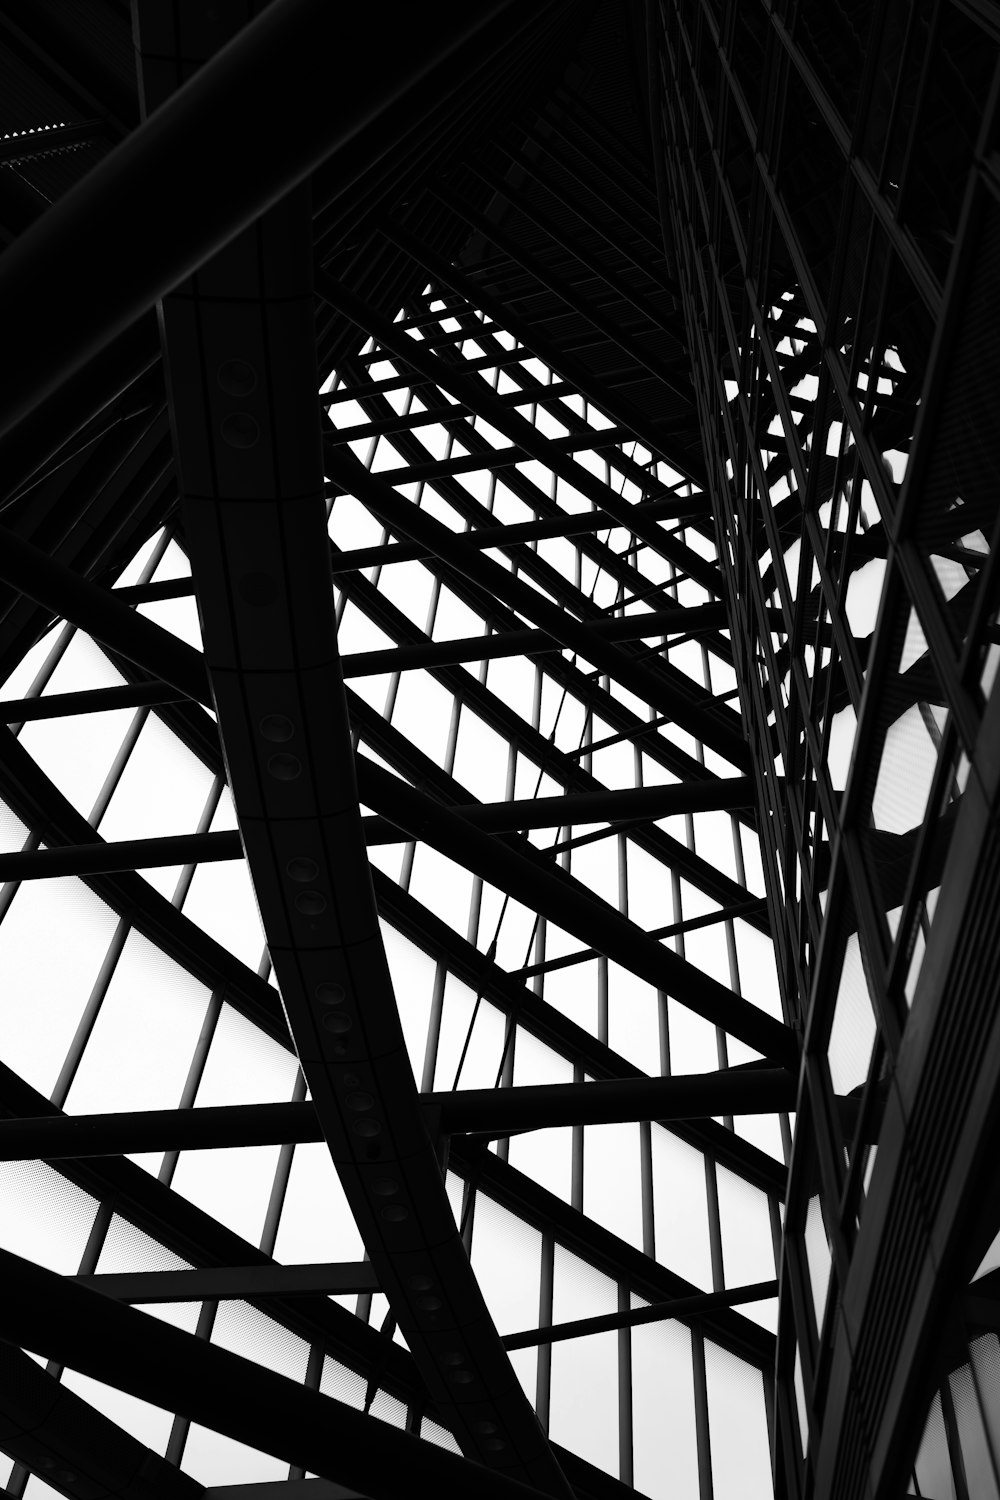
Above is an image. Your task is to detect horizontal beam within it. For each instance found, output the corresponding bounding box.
[74,1260,379,1303]
[433,1068,798,1135]
[502,1280,779,1349]
[0,680,187,723]
[329,493,708,573]
[0,780,755,878]
[340,605,734,677]
[0,1101,316,1160]
[0,1071,797,1161]
[356,759,795,1064]
[362,777,756,843]
[0,830,242,881]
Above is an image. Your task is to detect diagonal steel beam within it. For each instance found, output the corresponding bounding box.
[0,1248,551,1500]
[0,0,536,437]
[316,271,718,589]
[502,1281,779,1350]
[0,1342,201,1500]
[357,759,795,1065]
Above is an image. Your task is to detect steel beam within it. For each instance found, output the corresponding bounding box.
[0,1101,316,1160]
[381,220,696,478]
[433,1068,798,1136]
[356,759,794,1065]
[0,829,241,881]
[317,272,720,595]
[326,445,749,768]
[502,1281,779,1349]
[327,495,710,573]
[361,777,756,843]
[340,606,733,677]
[0,1070,794,1161]
[0,1248,550,1500]
[75,1261,379,1303]
[0,0,532,437]
[0,680,187,723]
[0,1342,201,1500]
[0,525,210,706]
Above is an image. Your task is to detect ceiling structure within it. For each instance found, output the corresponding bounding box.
[0,3,998,1500]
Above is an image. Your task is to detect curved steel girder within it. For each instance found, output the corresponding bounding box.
[160,182,568,1492]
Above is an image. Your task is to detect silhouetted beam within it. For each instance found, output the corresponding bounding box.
[502,1281,779,1349]
[74,1261,379,1303]
[432,1069,798,1135]
[0,315,161,506]
[0,0,528,438]
[0,1072,794,1163]
[0,526,211,705]
[0,1248,548,1500]
[326,446,748,768]
[331,432,638,487]
[328,495,710,572]
[341,607,735,676]
[0,1101,317,1160]
[0,782,753,879]
[318,274,720,596]
[382,223,696,480]
[0,1343,200,1500]
[361,778,755,843]
[0,830,242,881]
[113,577,197,603]
[356,759,794,1064]
[0,681,188,722]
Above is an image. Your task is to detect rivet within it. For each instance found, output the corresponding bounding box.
[380,1203,409,1222]
[221,412,260,448]
[217,358,257,396]
[286,856,319,882]
[353,1118,381,1137]
[267,753,301,781]
[409,1274,434,1292]
[259,714,294,742]
[316,982,345,1005]
[449,1368,474,1384]
[474,1420,498,1435]
[347,1091,375,1112]
[321,1011,352,1034]
[371,1177,398,1197]
[416,1293,442,1311]
[294,890,327,916]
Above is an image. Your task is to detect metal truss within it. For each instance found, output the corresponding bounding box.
[0,5,800,1500]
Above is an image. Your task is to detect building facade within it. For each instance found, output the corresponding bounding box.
[0,3,997,1500]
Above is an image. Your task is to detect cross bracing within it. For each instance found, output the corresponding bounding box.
[6,3,998,1500]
